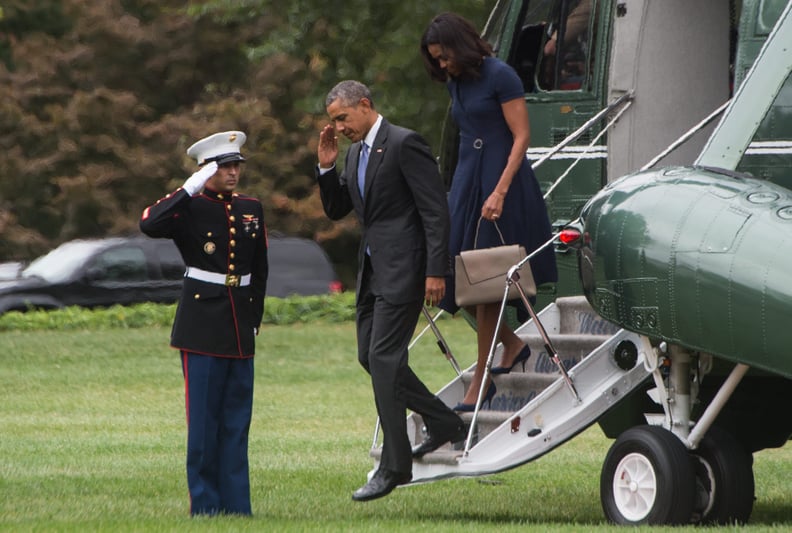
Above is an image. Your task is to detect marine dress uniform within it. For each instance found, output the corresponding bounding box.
[140,131,268,516]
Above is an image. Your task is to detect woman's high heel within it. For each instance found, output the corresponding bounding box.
[453,382,496,412]
[491,344,531,374]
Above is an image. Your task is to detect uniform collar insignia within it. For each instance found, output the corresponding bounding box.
[203,187,232,203]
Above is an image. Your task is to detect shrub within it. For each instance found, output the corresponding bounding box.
[0,292,357,331]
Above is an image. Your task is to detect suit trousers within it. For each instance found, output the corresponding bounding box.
[181,352,254,516]
[356,257,462,474]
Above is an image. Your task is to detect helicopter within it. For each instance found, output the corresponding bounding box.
[364,0,792,526]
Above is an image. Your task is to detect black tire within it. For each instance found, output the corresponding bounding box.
[600,425,695,525]
[690,425,755,525]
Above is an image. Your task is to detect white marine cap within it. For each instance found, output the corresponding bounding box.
[186,131,247,166]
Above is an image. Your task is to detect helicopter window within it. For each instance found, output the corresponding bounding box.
[755,0,787,36]
[507,0,556,92]
[483,0,512,55]
[508,0,597,92]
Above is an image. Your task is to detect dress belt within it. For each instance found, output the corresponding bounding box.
[460,135,485,149]
[461,135,511,149]
[185,266,251,287]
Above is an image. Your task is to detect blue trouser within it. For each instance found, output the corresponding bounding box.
[181,352,254,516]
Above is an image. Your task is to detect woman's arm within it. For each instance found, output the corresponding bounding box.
[481,97,531,221]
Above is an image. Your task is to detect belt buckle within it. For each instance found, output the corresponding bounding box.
[225,274,240,287]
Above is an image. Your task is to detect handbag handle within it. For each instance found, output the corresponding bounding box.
[473,216,507,248]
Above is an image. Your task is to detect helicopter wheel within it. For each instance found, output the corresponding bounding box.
[600,425,695,525]
[690,425,754,525]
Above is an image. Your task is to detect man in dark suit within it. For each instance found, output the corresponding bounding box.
[316,80,466,502]
[140,131,268,516]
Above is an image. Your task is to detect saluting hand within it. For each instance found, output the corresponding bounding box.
[318,124,339,168]
[182,161,218,196]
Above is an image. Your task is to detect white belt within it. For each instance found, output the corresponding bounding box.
[185,266,251,287]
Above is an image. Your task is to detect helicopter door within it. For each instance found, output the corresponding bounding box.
[500,0,609,301]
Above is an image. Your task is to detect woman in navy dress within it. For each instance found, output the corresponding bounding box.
[421,12,557,410]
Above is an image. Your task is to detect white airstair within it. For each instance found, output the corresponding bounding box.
[370,296,655,483]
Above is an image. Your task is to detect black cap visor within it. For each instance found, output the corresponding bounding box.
[201,152,246,166]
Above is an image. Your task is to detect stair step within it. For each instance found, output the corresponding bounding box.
[458,410,514,437]
[458,409,512,427]
[369,442,466,464]
[552,296,620,336]
[413,335,619,448]
[454,334,611,380]
[487,374,556,412]
[367,297,626,470]
[374,410,519,464]
[411,449,464,465]
[438,374,558,415]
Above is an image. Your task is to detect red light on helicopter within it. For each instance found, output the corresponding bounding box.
[558,228,583,245]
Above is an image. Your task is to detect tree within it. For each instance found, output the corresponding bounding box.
[0,0,267,256]
[0,0,495,287]
[186,0,494,282]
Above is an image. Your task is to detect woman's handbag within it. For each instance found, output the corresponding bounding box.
[454,218,536,306]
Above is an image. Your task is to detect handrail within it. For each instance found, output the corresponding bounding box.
[696,0,792,170]
[531,91,634,171]
[463,229,581,455]
[543,99,633,200]
[641,100,730,171]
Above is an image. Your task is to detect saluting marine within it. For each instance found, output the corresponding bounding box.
[140,131,268,516]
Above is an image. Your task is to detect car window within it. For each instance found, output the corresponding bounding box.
[268,239,335,280]
[90,247,148,281]
[23,241,106,283]
[155,242,185,280]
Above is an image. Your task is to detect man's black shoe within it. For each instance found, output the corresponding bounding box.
[351,469,412,502]
[411,423,468,458]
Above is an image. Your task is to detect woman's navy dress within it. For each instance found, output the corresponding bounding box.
[440,56,558,313]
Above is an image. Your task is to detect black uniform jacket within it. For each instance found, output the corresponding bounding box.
[317,119,449,305]
[140,186,268,357]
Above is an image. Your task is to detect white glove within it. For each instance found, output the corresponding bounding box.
[182,162,218,196]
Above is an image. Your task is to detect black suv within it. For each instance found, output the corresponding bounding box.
[0,235,342,315]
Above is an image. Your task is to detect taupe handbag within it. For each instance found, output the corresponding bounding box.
[454,218,536,306]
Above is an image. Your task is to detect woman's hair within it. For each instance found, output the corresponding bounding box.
[420,12,493,82]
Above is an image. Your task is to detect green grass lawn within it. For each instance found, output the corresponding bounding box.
[1,315,791,531]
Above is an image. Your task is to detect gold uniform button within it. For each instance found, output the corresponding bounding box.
[229,264,235,271]
[230,252,236,259]
[230,228,237,235]
[230,240,236,247]
[218,194,224,200]
[194,294,201,300]
[229,216,236,222]
[207,232,213,237]
[226,205,232,211]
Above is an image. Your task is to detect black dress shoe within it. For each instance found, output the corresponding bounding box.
[411,423,468,458]
[351,469,411,502]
